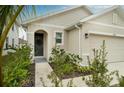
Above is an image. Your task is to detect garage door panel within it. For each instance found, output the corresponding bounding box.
[89,34,124,63]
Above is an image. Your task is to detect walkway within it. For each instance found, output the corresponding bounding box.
[35,58,53,87]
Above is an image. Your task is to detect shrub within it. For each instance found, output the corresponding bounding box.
[84,40,116,87]
[116,71,124,87]
[49,47,82,78]
[118,76,124,87]
[3,44,32,87]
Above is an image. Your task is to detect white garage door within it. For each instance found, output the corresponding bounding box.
[89,34,124,63]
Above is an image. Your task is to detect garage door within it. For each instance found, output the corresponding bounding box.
[89,34,124,63]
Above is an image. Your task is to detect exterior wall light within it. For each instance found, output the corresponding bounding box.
[85,33,89,39]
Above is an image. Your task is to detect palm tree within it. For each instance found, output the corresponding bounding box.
[0,5,36,86]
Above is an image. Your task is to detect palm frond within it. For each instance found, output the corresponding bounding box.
[0,5,37,35]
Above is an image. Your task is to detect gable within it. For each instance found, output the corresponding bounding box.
[89,9,124,26]
[32,6,92,27]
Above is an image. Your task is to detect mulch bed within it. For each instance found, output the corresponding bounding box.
[21,63,35,87]
[49,63,92,80]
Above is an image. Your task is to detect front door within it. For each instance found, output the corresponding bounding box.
[35,33,44,56]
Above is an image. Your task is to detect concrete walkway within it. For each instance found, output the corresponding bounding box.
[35,58,53,87]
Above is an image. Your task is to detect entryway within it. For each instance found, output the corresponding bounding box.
[34,30,48,59]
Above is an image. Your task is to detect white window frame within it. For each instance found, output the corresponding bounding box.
[54,31,64,46]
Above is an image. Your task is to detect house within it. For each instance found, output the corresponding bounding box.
[23,5,92,60]
[3,22,27,55]
[23,5,124,68]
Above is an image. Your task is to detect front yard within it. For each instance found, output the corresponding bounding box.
[2,42,124,87]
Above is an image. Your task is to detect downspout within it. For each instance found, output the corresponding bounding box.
[75,25,81,56]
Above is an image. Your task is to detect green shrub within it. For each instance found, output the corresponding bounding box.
[3,44,32,87]
[84,40,116,87]
[49,47,82,78]
[118,76,124,87]
[116,71,124,87]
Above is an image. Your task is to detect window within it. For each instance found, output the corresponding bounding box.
[12,39,14,48]
[6,37,9,49]
[55,32,63,45]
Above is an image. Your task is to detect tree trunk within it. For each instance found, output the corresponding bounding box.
[0,5,24,87]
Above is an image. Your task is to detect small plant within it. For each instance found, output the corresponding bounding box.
[84,40,116,87]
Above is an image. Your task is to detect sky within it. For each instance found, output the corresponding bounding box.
[35,5,74,16]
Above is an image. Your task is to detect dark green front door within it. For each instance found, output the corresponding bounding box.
[35,33,44,56]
